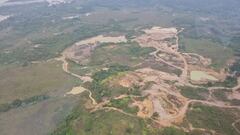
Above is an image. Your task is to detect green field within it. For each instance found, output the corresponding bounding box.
[187,103,240,135]
[89,42,155,67]
[52,94,188,135]
[0,60,78,104]
[84,65,131,102]
[106,97,139,114]
[180,38,234,69]
[179,86,209,100]
[52,94,159,135]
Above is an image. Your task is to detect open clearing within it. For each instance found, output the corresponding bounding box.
[190,70,218,81]
[0,60,81,135]
[0,60,77,104]
[66,86,86,95]
[75,35,127,46]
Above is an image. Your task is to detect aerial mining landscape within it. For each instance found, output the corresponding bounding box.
[0,0,240,135]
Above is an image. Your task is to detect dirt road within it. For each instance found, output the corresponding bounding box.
[56,56,97,105]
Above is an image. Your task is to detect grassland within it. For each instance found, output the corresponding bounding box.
[180,38,234,69]
[179,86,209,100]
[52,94,188,135]
[212,89,240,106]
[51,94,160,135]
[84,65,130,102]
[0,60,78,104]
[187,103,240,135]
[204,76,238,88]
[89,42,155,67]
[106,97,139,114]
[212,89,229,101]
[0,95,49,112]
[67,59,98,76]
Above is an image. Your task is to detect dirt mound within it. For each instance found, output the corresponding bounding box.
[133,98,154,118]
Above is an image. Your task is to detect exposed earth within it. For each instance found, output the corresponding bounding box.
[1,1,240,135]
[59,26,240,133]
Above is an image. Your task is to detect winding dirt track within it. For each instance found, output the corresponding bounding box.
[56,56,97,105]
[175,28,188,81]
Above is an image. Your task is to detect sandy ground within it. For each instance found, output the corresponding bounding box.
[133,98,154,118]
[66,86,86,95]
[75,35,127,46]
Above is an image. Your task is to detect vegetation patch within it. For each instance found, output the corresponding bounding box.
[187,103,240,135]
[205,76,238,88]
[180,38,234,69]
[230,99,240,106]
[212,89,229,101]
[230,59,240,73]
[89,42,155,67]
[84,65,131,102]
[0,95,49,113]
[161,127,186,135]
[106,97,139,114]
[212,89,240,106]
[67,59,98,76]
[52,96,162,135]
[179,86,209,100]
[0,61,78,104]
[235,121,240,133]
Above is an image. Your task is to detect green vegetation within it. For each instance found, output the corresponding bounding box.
[187,103,240,135]
[127,85,142,96]
[212,89,240,106]
[151,112,159,119]
[230,60,240,73]
[180,38,234,68]
[179,86,209,100]
[212,89,229,101]
[161,127,186,135]
[84,65,130,102]
[235,122,240,133]
[219,76,238,88]
[52,95,161,135]
[106,97,139,114]
[0,60,78,104]
[230,99,240,106]
[205,76,238,88]
[67,59,98,76]
[188,130,213,135]
[0,95,49,112]
[229,36,240,54]
[89,42,155,67]
[92,65,130,82]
